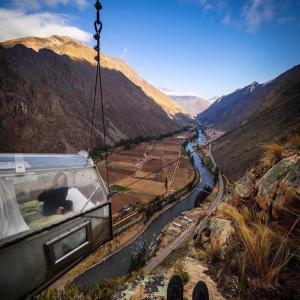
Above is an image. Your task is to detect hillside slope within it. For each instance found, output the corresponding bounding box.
[2,35,184,118]
[198,65,300,179]
[0,37,192,153]
[170,95,210,116]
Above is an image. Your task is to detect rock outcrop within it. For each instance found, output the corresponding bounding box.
[234,170,256,200]
[199,217,235,259]
[255,155,300,223]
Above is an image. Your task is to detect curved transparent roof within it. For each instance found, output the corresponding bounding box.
[0,153,93,174]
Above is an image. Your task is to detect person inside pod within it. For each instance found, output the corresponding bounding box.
[38,172,73,216]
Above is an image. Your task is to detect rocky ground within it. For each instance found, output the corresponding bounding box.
[194,139,300,299]
[113,257,225,300]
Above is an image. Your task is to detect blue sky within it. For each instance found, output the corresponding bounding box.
[0,0,299,99]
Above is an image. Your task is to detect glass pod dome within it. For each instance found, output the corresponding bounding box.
[0,152,109,241]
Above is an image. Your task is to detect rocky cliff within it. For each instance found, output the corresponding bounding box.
[196,140,300,299]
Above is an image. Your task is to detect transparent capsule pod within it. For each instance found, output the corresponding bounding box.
[0,152,112,299]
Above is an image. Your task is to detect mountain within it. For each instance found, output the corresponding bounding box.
[0,36,192,153]
[2,36,184,118]
[169,95,210,117]
[197,65,300,180]
[197,81,263,130]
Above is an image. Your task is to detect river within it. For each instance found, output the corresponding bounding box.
[75,130,214,287]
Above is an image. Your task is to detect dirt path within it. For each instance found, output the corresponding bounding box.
[166,142,181,195]
[179,257,225,300]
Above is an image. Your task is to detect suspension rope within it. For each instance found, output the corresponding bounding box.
[113,93,300,194]
[89,62,99,148]
[90,0,110,188]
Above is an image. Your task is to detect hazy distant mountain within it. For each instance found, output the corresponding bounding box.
[0,35,192,153]
[197,65,300,179]
[169,95,210,117]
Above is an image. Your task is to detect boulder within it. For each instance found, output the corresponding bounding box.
[272,167,300,222]
[255,155,300,222]
[205,217,235,259]
[234,170,256,200]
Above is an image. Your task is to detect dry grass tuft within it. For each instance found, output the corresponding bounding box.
[173,259,190,285]
[219,203,291,290]
[288,134,300,150]
[197,243,221,263]
[261,143,285,166]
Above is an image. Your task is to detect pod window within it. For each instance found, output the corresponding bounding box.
[46,221,91,265]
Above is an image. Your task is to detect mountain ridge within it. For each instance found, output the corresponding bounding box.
[197,65,300,179]
[1,35,184,118]
[0,37,192,153]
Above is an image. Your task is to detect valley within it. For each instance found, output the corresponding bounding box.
[0,0,299,298]
[98,134,195,217]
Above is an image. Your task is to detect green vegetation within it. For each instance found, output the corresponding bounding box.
[110,184,129,192]
[113,215,136,231]
[203,156,215,173]
[173,260,190,285]
[144,196,163,221]
[91,126,192,157]
[181,147,188,156]
[34,270,146,300]
[34,279,124,300]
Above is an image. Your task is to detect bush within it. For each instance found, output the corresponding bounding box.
[219,203,291,291]
[203,156,214,173]
[261,143,285,166]
[34,279,124,300]
[173,260,190,285]
[197,243,221,264]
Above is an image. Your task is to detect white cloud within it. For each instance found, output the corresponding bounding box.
[277,16,296,25]
[221,13,231,25]
[11,0,88,11]
[242,0,274,32]
[195,0,227,10]
[0,8,91,42]
[158,87,200,97]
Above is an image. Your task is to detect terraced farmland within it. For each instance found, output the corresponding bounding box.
[97,134,195,217]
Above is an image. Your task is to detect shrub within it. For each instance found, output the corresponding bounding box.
[35,278,129,300]
[261,143,285,166]
[88,278,124,300]
[203,156,215,173]
[197,243,221,264]
[173,260,190,285]
[219,203,291,291]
